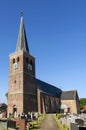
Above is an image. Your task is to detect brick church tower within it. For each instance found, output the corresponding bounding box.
[8,16,38,116]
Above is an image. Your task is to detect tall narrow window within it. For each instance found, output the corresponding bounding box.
[13,58,15,64]
[26,58,28,63]
[30,60,32,65]
[17,57,20,62]
[14,80,16,83]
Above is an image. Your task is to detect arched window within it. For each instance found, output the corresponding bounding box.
[26,58,28,63]
[17,57,20,62]
[30,60,32,65]
[13,58,15,64]
[14,80,16,83]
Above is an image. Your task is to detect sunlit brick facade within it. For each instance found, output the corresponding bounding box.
[7,16,80,116]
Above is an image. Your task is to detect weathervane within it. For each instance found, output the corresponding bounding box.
[20,11,23,21]
[21,12,23,17]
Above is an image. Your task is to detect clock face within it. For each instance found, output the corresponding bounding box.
[13,63,18,69]
[27,64,32,70]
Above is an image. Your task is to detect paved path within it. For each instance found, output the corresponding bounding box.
[39,114,60,130]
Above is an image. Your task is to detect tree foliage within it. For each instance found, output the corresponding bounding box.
[80,98,86,109]
[5,92,8,99]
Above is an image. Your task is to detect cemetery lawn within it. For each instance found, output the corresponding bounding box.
[29,114,46,130]
[53,114,70,130]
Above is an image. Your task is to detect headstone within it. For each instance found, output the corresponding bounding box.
[79,127,86,130]
[27,122,30,130]
[7,120,16,129]
[70,123,78,130]
[75,119,84,126]
[0,121,7,130]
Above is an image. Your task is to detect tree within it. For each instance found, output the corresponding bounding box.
[5,92,8,99]
[80,98,86,109]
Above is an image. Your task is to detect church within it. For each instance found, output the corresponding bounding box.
[8,16,80,117]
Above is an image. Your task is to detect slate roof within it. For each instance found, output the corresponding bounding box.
[61,90,77,100]
[36,78,62,98]
[16,16,29,53]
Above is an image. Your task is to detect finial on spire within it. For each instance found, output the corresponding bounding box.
[21,12,23,22]
[21,12,23,17]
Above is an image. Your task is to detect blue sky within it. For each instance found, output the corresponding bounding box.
[0,0,86,103]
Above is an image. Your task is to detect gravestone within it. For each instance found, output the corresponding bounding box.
[7,120,16,129]
[70,123,78,130]
[75,119,84,126]
[0,121,7,130]
[79,127,86,130]
[70,123,86,130]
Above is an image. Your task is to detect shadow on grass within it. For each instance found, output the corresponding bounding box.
[30,126,40,130]
[29,124,40,130]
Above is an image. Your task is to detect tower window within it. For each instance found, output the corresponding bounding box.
[14,80,16,83]
[13,58,15,64]
[26,58,28,63]
[30,60,32,65]
[17,57,20,62]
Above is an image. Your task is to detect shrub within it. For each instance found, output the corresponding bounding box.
[56,113,63,119]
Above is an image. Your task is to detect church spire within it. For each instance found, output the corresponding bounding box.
[16,13,29,53]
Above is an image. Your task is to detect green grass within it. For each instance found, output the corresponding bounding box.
[29,114,46,130]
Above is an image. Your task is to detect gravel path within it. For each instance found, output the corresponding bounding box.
[39,114,60,130]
